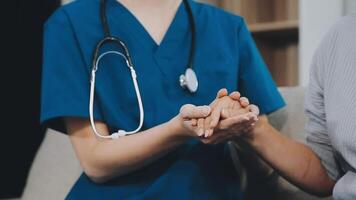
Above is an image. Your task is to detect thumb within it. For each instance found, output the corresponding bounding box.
[180,104,211,119]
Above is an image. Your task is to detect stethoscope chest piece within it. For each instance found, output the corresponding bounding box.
[180,68,198,93]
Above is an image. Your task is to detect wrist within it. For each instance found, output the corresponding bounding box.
[167,116,191,140]
[242,116,272,148]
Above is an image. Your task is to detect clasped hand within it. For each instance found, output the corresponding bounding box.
[178,88,259,144]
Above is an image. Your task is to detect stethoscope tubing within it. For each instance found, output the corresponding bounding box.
[90,51,144,139]
[89,0,197,139]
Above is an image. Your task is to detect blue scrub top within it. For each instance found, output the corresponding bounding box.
[41,0,285,199]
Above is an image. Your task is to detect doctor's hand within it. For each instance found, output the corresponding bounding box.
[173,104,212,138]
[199,109,259,145]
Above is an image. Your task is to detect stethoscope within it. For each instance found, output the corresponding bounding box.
[89,0,198,139]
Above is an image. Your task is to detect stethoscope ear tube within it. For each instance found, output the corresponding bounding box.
[92,37,134,70]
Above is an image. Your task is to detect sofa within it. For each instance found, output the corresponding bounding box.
[15,87,332,200]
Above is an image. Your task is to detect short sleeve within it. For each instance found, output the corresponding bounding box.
[40,10,103,133]
[237,19,285,114]
[305,52,342,181]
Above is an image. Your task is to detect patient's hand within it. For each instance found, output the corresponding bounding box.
[191,89,259,142]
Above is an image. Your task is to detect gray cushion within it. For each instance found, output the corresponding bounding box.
[269,87,308,143]
[21,130,81,200]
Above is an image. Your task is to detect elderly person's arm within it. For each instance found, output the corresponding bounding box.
[197,57,337,196]
[232,54,337,197]
[194,93,335,197]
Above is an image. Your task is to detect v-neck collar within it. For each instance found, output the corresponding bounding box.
[107,0,194,78]
[108,0,187,52]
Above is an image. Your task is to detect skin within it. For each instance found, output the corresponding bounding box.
[199,92,336,197]
[118,0,183,45]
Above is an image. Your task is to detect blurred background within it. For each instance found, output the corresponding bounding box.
[3,0,356,199]
[199,0,356,87]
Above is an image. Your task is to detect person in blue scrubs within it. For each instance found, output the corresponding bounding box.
[41,0,285,199]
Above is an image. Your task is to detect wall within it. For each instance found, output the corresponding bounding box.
[299,0,344,86]
[299,0,356,86]
[345,0,356,14]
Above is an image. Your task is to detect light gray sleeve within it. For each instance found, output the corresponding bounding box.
[333,172,356,200]
[305,53,341,181]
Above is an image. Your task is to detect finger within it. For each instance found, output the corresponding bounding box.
[197,118,205,137]
[204,117,213,137]
[182,120,195,134]
[218,111,257,128]
[238,113,258,129]
[248,104,260,116]
[238,113,258,126]
[221,106,240,119]
[216,88,228,99]
[209,131,231,145]
[200,131,221,144]
[180,104,195,119]
[239,97,249,108]
[220,108,230,119]
[218,115,250,130]
[229,91,241,100]
[239,119,256,131]
[180,104,211,119]
[190,119,198,126]
[208,106,223,131]
[245,112,258,122]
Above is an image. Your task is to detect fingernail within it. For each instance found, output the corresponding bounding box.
[198,129,204,136]
[209,131,213,137]
[204,130,209,136]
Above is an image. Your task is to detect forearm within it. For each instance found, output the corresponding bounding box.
[244,117,335,196]
[71,117,187,183]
